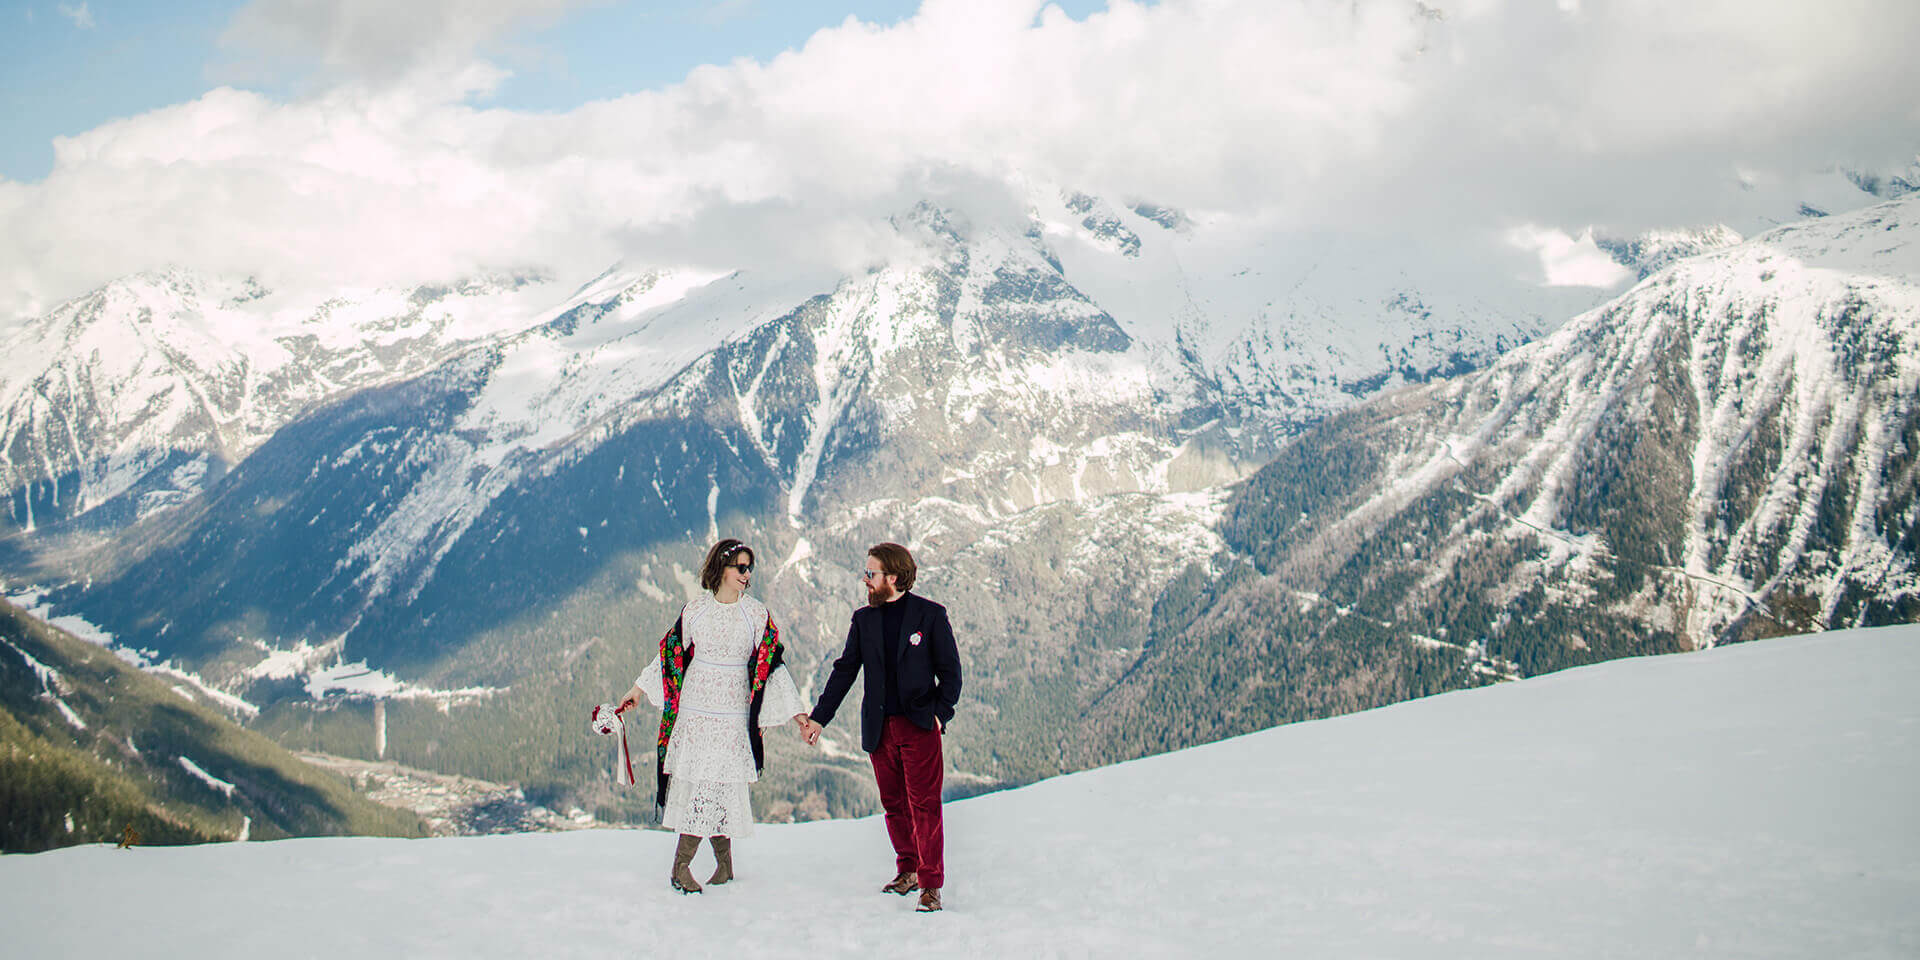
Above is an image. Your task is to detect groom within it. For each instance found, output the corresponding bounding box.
[803,542,963,913]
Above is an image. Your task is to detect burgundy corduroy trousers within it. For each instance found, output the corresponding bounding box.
[870,715,946,889]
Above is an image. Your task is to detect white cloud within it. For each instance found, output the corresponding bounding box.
[2,0,1917,320]
[57,2,93,29]
[1505,225,1631,288]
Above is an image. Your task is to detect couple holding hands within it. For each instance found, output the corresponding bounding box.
[615,538,963,913]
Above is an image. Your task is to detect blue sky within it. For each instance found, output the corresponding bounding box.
[0,0,1108,183]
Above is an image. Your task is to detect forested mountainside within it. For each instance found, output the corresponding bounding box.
[1,601,424,852]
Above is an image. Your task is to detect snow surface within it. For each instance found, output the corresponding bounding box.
[4,625,1915,958]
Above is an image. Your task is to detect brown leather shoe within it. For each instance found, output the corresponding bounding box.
[916,887,942,912]
[881,871,919,895]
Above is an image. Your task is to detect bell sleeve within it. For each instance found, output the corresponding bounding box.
[757,663,806,728]
[634,655,666,710]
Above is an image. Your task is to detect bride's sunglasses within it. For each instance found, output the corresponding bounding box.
[727,562,754,575]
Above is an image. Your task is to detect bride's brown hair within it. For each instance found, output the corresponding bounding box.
[699,538,754,592]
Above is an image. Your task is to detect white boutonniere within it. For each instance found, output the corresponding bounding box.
[908,631,923,646]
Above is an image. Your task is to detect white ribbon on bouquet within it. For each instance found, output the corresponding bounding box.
[590,702,635,785]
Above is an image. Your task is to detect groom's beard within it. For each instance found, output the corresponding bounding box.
[866,584,891,607]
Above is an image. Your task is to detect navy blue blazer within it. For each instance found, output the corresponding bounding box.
[809,591,963,753]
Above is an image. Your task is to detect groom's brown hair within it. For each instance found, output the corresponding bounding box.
[868,542,916,593]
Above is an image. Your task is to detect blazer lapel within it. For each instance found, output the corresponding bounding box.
[894,593,924,661]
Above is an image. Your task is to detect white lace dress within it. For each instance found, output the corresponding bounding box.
[636,593,805,838]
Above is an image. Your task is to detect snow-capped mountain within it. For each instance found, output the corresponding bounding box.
[21,188,1578,654]
[0,270,559,533]
[5,624,1914,958]
[1596,159,1920,280]
[1322,193,1920,643]
[1077,193,1920,766]
[271,192,1587,629]
[0,185,1598,814]
[7,170,1915,819]
[8,160,1905,548]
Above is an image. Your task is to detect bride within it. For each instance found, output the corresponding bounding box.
[618,538,811,893]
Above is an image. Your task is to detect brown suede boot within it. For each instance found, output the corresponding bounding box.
[707,835,734,885]
[881,871,919,895]
[670,834,703,894]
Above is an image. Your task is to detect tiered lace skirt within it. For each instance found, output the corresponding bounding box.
[653,654,805,838]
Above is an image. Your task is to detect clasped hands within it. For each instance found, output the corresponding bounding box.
[789,715,943,742]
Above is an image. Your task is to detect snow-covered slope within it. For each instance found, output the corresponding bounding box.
[4,624,1914,958]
